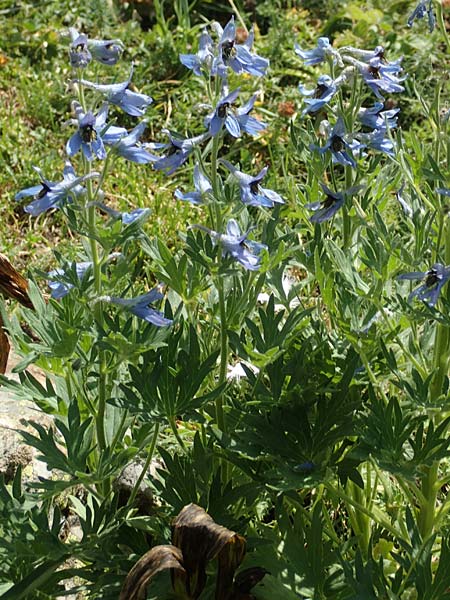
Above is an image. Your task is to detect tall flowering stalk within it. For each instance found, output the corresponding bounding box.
[176,17,273,434]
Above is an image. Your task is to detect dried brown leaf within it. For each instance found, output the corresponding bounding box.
[119,544,185,600]
[0,312,10,374]
[172,504,246,599]
[0,253,33,308]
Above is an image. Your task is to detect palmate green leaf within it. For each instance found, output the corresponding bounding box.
[19,400,94,476]
[0,370,60,413]
[121,322,220,421]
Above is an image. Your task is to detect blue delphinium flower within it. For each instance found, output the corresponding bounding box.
[358,102,400,130]
[397,263,450,307]
[149,130,210,175]
[294,37,342,66]
[221,160,284,208]
[357,126,395,157]
[66,102,127,161]
[193,219,267,270]
[298,75,338,115]
[205,88,266,138]
[15,162,99,216]
[211,17,269,78]
[408,0,435,32]
[48,262,93,300]
[348,55,405,99]
[69,31,92,69]
[88,38,124,66]
[69,28,123,66]
[109,121,158,164]
[107,287,173,326]
[175,164,212,205]
[305,183,346,223]
[311,118,359,168]
[75,67,152,117]
[180,28,215,76]
[91,202,151,225]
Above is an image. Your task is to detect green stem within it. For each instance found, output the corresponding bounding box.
[216,279,227,433]
[128,423,160,506]
[169,415,186,451]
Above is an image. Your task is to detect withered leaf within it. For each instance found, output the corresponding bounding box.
[0,312,10,374]
[0,253,33,308]
[232,567,269,598]
[172,503,246,600]
[119,544,185,600]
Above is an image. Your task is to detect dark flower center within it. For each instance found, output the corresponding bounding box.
[218,103,230,118]
[36,183,51,199]
[222,40,236,61]
[81,124,97,143]
[425,270,439,287]
[368,65,381,79]
[314,84,328,98]
[167,143,179,156]
[250,181,260,195]
[331,135,344,152]
[321,194,336,209]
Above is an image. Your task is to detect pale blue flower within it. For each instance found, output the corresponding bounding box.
[311,118,359,168]
[15,162,99,216]
[205,88,266,138]
[149,130,210,175]
[221,160,283,208]
[408,1,435,32]
[75,67,152,117]
[298,74,338,115]
[437,188,450,197]
[398,263,450,307]
[69,31,91,69]
[110,121,158,164]
[48,262,92,299]
[211,17,269,78]
[347,55,405,99]
[108,287,173,326]
[66,102,127,161]
[180,28,214,75]
[89,38,124,66]
[305,183,345,223]
[91,202,150,225]
[193,220,267,271]
[294,37,341,66]
[175,164,212,205]
[68,28,123,66]
[358,102,399,129]
[357,126,395,156]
